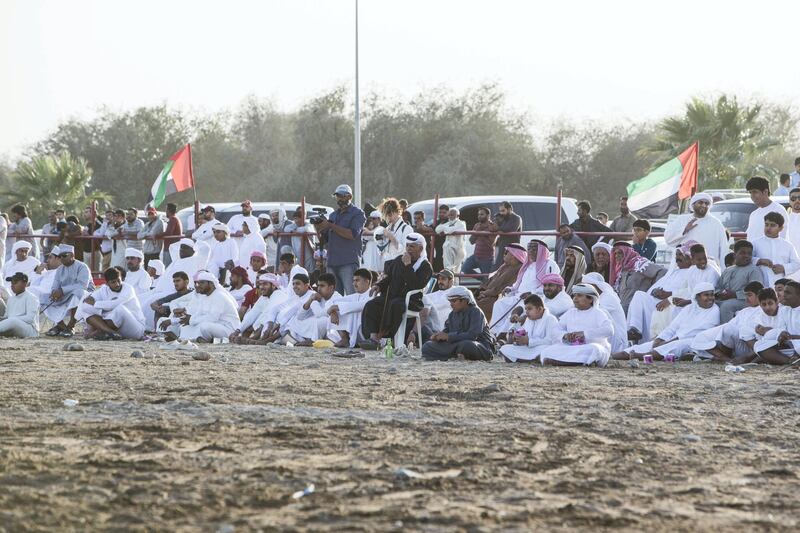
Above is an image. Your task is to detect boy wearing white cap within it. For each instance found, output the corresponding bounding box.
[78,267,145,340]
[124,248,153,295]
[209,222,239,283]
[612,282,719,361]
[663,192,729,266]
[540,284,614,366]
[0,272,39,338]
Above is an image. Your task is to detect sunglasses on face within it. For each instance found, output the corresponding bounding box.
[791,196,800,201]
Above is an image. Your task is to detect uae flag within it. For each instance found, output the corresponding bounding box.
[147,144,195,208]
[626,142,698,218]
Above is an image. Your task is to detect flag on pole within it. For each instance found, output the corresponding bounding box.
[147,144,195,208]
[626,142,699,218]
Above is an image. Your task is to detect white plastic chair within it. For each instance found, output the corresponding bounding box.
[395,289,424,349]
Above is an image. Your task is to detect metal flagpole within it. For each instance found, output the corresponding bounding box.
[354,0,362,208]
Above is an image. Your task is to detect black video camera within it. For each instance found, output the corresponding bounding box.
[309,212,327,225]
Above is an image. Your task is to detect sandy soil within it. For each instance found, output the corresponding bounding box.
[1,338,799,532]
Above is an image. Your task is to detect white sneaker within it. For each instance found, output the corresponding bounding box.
[176,340,199,351]
[159,340,180,350]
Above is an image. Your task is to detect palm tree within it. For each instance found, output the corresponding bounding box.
[1,152,112,224]
[640,95,781,189]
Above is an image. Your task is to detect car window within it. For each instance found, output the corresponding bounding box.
[709,203,757,232]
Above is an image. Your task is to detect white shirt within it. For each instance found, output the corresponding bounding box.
[435,219,467,250]
[2,256,40,281]
[740,308,781,341]
[553,306,613,347]
[2,289,39,329]
[89,282,145,324]
[752,235,800,287]
[423,289,453,331]
[210,238,240,270]
[544,290,573,318]
[228,284,253,306]
[747,200,787,242]
[383,219,412,261]
[664,213,729,266]
[124,268,153,296]
[187,287,241,331]
[241,288,289,331]
[657,302,720,341]
[513,260,560,296]
[192,219,223,242]
[784,210,800,256]
[520,310,559,347]
[683,265,721,293]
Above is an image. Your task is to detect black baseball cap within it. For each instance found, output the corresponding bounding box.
[5,272,28,283]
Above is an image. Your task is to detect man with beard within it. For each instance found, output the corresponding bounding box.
[509,273,573,330]
[490,202,522,269]
[1,241,39,300]
[137,206,164,267]
[555,224,590,267]
[231,273,288,344]
[166,271,240,343]
[359,233,433,349]
[664,193,729,268]
[45,244,92,338]
[560,245,587,293]
[569,201,612,248]
[587,242,612,281]
[461,206,497,275]
[123,248,153,296]
[228,200,254,248]
[151,271,193,327]
[609,196,638,233]
[475,244,527,321]
[192,205,221,243]
[313,184,366,295]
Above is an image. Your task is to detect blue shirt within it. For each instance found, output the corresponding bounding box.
[633,238,657,262]
[790,171,800,189]
[775,185,791,197]
[324,204,367,266]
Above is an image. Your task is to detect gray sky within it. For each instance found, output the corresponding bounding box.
[2,0,798,158]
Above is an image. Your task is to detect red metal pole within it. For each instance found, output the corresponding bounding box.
[430,193,439,263]
[555,185,562,230]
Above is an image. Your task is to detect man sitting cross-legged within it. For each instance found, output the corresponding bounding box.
[162,271,241,344]
[421,286,495,362]
[78,267,146,341]
[261,273,315,345]
[689,281,764,362]
[612,282,719,361]
[229,273,288,345]
[284,273,342,346]
[327,268,373,348]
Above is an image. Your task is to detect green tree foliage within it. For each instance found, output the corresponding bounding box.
[11,87,799,227]
[641,95,791,188]
[1,152,111,222]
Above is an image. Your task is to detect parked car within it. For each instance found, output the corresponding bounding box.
[408,195,579,257]
[177,202,334,236]
[709,196,790,234]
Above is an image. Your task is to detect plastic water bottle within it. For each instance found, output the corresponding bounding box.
[384,339,394,361]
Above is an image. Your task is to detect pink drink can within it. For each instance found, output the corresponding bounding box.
[642,354,654,364]
[515,328,526,337]
[664,353,676,363]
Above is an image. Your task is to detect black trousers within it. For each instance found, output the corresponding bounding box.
[421,340,493,361]
[361,295,407,339]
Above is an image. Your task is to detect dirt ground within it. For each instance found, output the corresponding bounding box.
[1,338,799,532]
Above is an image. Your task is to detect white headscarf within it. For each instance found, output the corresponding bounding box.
[690,192,713,209]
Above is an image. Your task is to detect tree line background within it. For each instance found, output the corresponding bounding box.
[1,83,799,224]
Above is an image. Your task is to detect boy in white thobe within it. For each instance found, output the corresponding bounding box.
[209,223,239,283]
[753,281,800,365]
[539,283,614,367]
[499,294,558,363]
[263,273,314,344]
[0,273,39,338]
[752,212,800,287]
[285,273,341,345]
[614,282,719,361]
[327,268,373,348]
[582,272,628,353]
[78,268,145,340]
[735,288,781,363]
[690,281,763,362]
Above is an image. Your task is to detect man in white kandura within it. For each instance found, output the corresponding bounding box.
[168,271,241,343]
[78,267,146,341]
[123,248,153,296]
[0,272,39,338]
[663,192,728,268]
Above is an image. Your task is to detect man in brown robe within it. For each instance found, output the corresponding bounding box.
[476,243,526,321]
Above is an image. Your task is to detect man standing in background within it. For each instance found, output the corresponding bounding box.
[491,201,522,269]
[138,206,164,268]
[314,184,366,296]
[609,196,637,233]
[156,203,183,267]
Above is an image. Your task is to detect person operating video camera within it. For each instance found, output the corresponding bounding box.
[312,184,366,295]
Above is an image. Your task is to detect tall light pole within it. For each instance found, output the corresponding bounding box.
[354,0,362,208]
